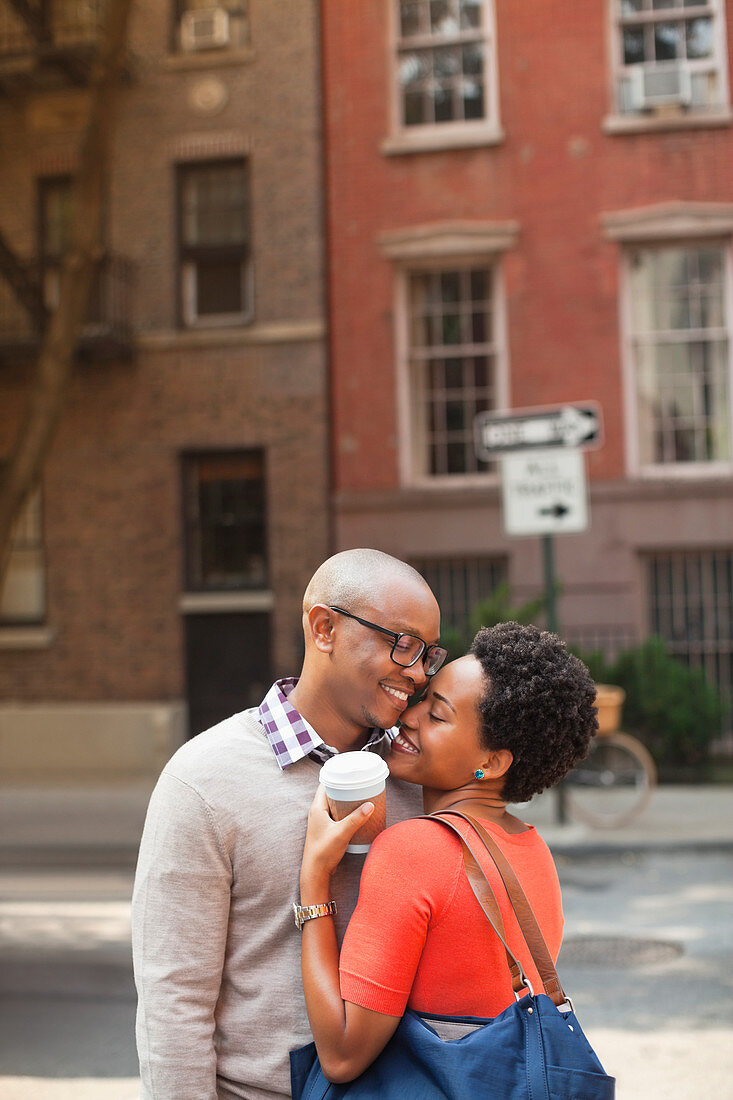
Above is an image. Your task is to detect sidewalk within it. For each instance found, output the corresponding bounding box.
[1,780,732,865]
[517,782,733,856]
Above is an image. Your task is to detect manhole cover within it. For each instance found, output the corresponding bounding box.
[560,936,684,967]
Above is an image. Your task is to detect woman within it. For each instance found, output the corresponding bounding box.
[297,621,598,1084]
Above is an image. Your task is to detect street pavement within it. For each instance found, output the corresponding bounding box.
[1,780,732,1099]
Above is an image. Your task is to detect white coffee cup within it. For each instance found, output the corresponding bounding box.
[320,752,389,853]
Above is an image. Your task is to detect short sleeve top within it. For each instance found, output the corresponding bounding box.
[338,815,563,1018]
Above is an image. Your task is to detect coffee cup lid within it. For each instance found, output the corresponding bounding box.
[319,751,389,791]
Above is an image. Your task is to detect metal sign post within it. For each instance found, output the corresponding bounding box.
[474,399,603,630]
[475,402,604,826]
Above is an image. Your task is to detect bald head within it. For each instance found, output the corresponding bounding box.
[292,549,441,739]
[303,549,432,615]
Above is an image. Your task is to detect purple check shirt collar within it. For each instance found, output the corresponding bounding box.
[258,677,396,770]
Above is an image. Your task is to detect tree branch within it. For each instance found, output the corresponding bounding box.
[0,229,46,324]
[0,0,136,580]
[4,0,49,43]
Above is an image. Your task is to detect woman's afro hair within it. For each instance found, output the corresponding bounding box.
[470,621,598,804]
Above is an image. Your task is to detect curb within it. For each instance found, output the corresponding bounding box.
[547,838,733,860]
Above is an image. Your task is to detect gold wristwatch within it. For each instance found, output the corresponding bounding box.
[293,900,337,931]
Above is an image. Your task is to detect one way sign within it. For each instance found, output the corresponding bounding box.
[475,402,603,459]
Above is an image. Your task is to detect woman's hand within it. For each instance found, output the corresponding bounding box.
[300,785,374,893]
[298,786,400,1084]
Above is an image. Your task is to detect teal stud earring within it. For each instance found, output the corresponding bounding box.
[474,769,485,780]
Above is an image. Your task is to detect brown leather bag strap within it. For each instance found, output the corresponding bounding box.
[435,810,568,1007]
[420,815,531,998]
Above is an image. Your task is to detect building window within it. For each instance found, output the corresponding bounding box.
[412,555,507,630]
[38,176,72,310]
[0,489,45,624]
[183,451,267,591]
[391,0,500,146]
[178,160,251,328]
[0,1,102,55]
[612,0,729,119]
[176,0,248,54]
[625,244,731,469]
[647,550,732,737]
[405,266,502,479]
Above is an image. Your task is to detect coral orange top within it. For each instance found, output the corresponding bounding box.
[339,815,564,1018]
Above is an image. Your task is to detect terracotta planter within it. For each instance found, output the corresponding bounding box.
[594,684,625,736]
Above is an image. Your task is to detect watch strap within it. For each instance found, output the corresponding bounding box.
[293,900,337,930]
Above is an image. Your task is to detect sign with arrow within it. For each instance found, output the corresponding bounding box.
[475,402,603,459]
[501,448,588,536]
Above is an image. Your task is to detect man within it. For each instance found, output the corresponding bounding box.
[132,548,445,1099]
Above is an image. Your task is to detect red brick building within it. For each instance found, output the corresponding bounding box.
[0,0,328,781]
[322,0,733,730]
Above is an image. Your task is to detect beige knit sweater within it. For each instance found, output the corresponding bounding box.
[131,708,422,1099]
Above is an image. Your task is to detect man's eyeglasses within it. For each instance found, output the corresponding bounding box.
[330,606,448,676]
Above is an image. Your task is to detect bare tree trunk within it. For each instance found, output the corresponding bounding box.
[0,0,136,583]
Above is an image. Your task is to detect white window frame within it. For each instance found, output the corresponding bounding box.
[0,488,45,626]
[605,0,731,134]
[383,0,503,155]
[384,222,515,487]
[612,205,733,478]
[177,159,253,329]
[181,259,254,328]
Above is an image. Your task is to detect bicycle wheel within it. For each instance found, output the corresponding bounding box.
[563,732,657,829]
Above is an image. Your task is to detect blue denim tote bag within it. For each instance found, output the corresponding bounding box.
[290,812,614,1100]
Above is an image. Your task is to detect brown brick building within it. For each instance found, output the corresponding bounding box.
[321,0,733,734]
[0,0,329,781]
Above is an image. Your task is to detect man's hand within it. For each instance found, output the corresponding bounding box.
[300,784,374,891]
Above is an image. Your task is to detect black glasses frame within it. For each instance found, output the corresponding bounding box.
[329,606,448,675]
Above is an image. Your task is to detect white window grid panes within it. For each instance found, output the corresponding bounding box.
[614,0,727,115]
[396,0,491,127]
[646,550,733,740]
[179,161,252,327]
[412,555,507,630]
[627,244,732,468]
[407,267,497,477]
[181,163,248,248]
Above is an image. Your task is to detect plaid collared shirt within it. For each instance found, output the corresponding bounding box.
[257,677,396,770]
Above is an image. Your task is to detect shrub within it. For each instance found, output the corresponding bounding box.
[608,637,723,768]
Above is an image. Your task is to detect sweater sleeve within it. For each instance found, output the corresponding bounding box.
[131,771,232,1100]
[338,819,463,1016]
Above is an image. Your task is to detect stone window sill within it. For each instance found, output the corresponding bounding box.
[179,591,274,614]
[162,47,255,73]
[634,462,733,481]
[603,109,732,135]
[0,625,55,649]
[402,473,500,491]
[137,319,325,351]
[382,124,504,156]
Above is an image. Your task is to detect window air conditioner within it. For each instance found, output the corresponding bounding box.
[180,7,230,52]
[629,62,693,110]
